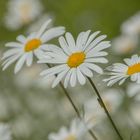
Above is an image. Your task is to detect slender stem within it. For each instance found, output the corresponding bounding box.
[47,64,98,140]
[59,82,98,140]
[88,77,124,140]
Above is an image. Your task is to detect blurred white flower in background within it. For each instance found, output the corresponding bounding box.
[14,63,55,89]
[4,0,43,30]
[126,83,140,101]
[112,35,137,55]
[130,104,140,125]
[48,119,88,140]
[84,89,122,128]
[0,123,11,140]
[27,14,54,34]
[12,114,33,138]
[0,95,11,120]
[121,11,140,36]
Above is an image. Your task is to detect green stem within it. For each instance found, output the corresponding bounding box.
[47,64,98,140]
[88,77,124,140]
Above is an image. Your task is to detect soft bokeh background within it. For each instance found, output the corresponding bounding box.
[0,0,140,140]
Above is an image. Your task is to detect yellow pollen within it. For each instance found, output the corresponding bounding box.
[24,39,42,52]
[67,52,86,68]
[65,135,76,140]
[127,63,140,75]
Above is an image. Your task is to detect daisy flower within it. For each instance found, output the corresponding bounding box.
[48,119,88,140]
[38,31,111,88]
[2,19,65,73]
[4,0,43,30]
[0,123,11,140]
[112,35,137,55]
[121,11,140,36]
[104,54,140,86]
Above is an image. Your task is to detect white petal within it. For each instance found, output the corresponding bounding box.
[40,64,67,76]
[2,54,22,71]
[79,64,93,77]
[87,41,111,54]
[65,32,76,52]
[77,67,86,85]
[5,42,23,48]
[64,69,73,88]
[85,35,107,53]
[59,36,71,55]
[85,57,108,63]
[26,52,33,66]
[36,19,52,38]
[85,31,101,47]
[2,48,22,60]
[70,68,77,87]
[14,54,26,73]
[52,68,69,88]
[41,26,65,43]
[85,63,103,74]
[16,35,26,43]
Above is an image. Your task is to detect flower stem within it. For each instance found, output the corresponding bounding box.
[47,64,98,140]
[59,82,98,140]
[87,77,124,140]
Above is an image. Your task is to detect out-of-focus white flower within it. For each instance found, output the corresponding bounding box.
[12,114,33,138]
[2,19,65,73]
[84,89,122,127]
[121,11,140,36]
[0,95,10,120]
[48,119,88,140]
[27,14,54,33]
[130,104,140,125]
[0,123,11,140]
[39,31,111,88]
[4,0,43,30]
[126,83,140,101]
[104,54,140,86]
[14,63,55,89]
[112,35,137,55]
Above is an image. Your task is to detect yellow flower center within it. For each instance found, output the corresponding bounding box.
[127,63,140,75]
[67,52,86,68]
[24,39,42,52]
[65,135,76,140]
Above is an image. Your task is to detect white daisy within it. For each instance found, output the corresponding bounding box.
[84,89,122,127]
[2,19,65,73]
[112,35,137,55]
[4,0,43,30]
[104,54,140,86]
[0,123,11,140]
[121,11,140,36]
[48,119,88,140]
[38,31,111,88]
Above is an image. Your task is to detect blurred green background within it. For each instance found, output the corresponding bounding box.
[0,0,140,140]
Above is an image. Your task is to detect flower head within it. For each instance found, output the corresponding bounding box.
[39,31,111,88]
[4,0,43,30]
[48,119,88,140]
[104,54,140,86]
[2,19,65,73]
